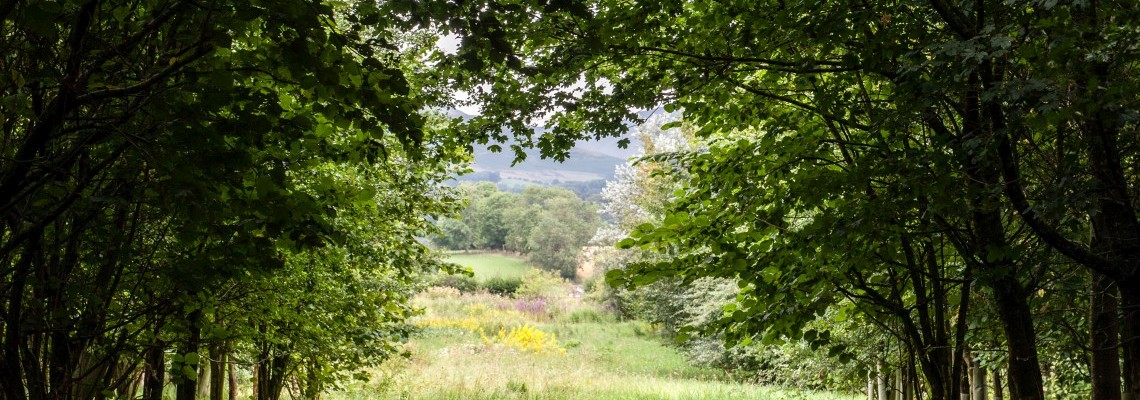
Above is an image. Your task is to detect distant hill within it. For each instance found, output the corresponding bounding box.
[470,147,626,182]
[445,109,637,183]
[447,108,654,200]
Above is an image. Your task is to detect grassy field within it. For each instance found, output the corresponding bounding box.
[446,252,534,281]
[326,263,860,400]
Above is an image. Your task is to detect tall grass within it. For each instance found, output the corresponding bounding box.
[326,285,860,400]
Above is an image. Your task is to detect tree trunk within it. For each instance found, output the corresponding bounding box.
[908,350,919,400]
[197,355,212,399]
[869,373,877,400]
[896,367,905,400]
[228,361,238,400]
[2,237,36,400]
[303,360,322,400]
[1121,282,1140,400]
[989,274,1044,400]
[960,359,970,400]
[953,74,1044,399]
[1091,270,1123,400]
[992,368,1004,400]
[143,344,166,400]
[971,357,987,400]
[211,346,225,400]
[256,353,291,400]
[176,309,203,400]
[879,360,890,400]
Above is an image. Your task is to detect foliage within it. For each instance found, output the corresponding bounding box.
[0,1,476,398]
[482,276,523,296]
[517,269,569,300]
[396,0,1140,398]
[435,219,476,251]
[433,274,481,294]
[434,184,600,278]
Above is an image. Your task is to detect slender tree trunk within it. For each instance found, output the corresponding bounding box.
[228,361,238,400]
[210,346,225,400]
[143,344,166,400]
[176,310,203,400]
[1,302,27,400]
[989,276,1044,400]
[197,355,212,399]
[908,349,920,400]
[256,353,291,400]
[1078,46,1140,399]
[896,367,905,400]
[953,73,1045,399]
[879,360,890,400]
[1091,269,1123,400]
[992,368,1003,400]
[2,236,37,400]
[971,356,987,400]
[960,358,970,400]
[869,374,876,400]
[870,373,880,400]
[1121,282,1140,400]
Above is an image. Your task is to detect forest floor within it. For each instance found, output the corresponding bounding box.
[326,254,858,400]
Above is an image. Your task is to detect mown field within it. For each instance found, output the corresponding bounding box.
[327,257,859,400]
[445,252,534,281]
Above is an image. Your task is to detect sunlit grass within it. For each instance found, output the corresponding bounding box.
[327,286,860,400]
[446,252,533,281]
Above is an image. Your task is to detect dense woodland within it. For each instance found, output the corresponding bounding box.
[2,1,1140,400]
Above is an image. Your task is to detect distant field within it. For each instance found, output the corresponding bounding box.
[445,252,533,281]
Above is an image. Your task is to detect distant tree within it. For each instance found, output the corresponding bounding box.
[434,218,476,250]
[438,184,599,277]
[466,191,518,249]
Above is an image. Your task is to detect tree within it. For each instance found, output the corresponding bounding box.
[465,189,518,250]
[435,218,476,250]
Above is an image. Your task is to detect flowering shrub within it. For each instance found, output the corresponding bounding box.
[514,298,548,318]
[482,324,566,355]
[415,316,482,332]
[414,303,526,334]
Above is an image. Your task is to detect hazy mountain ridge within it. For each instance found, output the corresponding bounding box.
[446,108,641,184]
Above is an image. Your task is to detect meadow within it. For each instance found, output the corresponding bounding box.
[327,259,860,400]
[446,252,534,281]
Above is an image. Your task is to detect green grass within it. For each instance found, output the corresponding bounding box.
[446,252,533,281]
[325,287,860,400]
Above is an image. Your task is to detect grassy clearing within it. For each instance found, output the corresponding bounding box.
[446,252,534,281]
[327,284,859,400]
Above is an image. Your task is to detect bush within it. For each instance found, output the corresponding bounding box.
[432,274,479,293]
[516,269,566,299]
[481,277,522,296]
